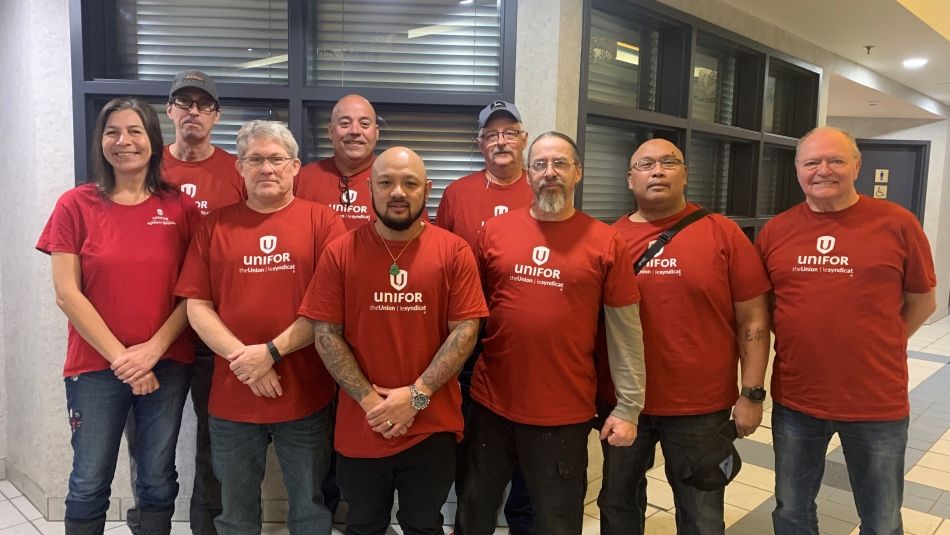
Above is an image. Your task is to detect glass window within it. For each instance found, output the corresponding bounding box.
[308,1,503,92]
[687,136,731,213]
[307,106,484,217]
[691,34,763,130]
[765,59,819,138]
[758,145,803,215]
[89,1,289,83]
[587,8,659,111]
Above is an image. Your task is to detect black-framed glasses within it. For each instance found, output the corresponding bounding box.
[479,129,524,143]
[630,158,685,172]
[171,97,218,113]
[240,156,293,168]
[528,158,577,174]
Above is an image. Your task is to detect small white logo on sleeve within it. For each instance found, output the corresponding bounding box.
[390,269,408,291]
[532,246,550,266]
[259,235,277,254]
[816,235,835,254]
[493,205,509,217]
[180,184,197,197]
[341,190,358,204]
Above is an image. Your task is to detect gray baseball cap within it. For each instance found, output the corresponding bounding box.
[478,100,521,128]
[169,70,219,102]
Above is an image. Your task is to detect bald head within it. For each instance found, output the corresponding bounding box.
[630,138,684,166]
[370,147,431,232]
[328,94,379,174]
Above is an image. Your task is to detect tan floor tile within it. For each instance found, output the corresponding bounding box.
[724,481,772,511]
[645,476,675,511]
[732,463,775,492]
[646,465,668,482]
[645,505,660,518]
[723,503,750,528]
[746,426,772,445]
[902,507,943,535]
[584,500,600,519]
[935,519,950,535]
[643,510,677,534]
[906,465,950,491]
[916,451,950,473]
[760,410,772,428]
[941,429,950,442]
[848,527,859,535]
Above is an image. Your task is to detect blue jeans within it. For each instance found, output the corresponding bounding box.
[772,402,908,535]
[209,406,333,535]
[598,409,730,535]
[64,360,192,524]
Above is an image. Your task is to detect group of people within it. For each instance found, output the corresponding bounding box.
[36,69,936,535]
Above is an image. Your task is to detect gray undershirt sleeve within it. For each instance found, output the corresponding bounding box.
[604,302,645,424]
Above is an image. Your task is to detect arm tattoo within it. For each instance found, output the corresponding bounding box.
[420,318,479,393]
[314,322,371,402]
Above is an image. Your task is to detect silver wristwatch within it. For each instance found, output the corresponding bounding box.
[409,384,430,410]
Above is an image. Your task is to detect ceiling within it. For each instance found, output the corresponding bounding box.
[719,0,950,117]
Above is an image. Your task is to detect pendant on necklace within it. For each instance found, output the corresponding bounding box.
[389,263,400,276]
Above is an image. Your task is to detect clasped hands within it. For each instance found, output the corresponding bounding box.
[362,385,417,439]
[226,344,283,398]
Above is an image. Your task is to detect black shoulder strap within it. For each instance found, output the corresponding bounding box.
[633,208,710,274]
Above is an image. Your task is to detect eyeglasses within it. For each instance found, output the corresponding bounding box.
[240,156,294,168]
[797,158,849,171]
[171,97,218,113]
[479,129,524,143]
[630,158,685,172]
[528,159,577,174]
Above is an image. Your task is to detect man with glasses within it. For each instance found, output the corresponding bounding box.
[436,100,535,535]
[161,69,245,535]
[455,132,646,535]
[296,94,380,230]
[597,138,771,535]
[175,120,345,535]
[757,127,936,535]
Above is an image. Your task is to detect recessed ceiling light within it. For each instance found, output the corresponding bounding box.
[903,58,928,69]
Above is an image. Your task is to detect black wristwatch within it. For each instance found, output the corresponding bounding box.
[409,384,430,410]
[266,341,282,364]
[741,386,766,403]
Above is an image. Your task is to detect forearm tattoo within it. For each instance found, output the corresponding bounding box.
[314,322,371,402]
[420,318,479,393]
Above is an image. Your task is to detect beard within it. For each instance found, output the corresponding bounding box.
[535,183,567,214]
[373,199,426,231]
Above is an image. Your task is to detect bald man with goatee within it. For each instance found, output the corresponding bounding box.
[299,148,488,535]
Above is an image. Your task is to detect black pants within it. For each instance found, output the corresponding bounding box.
[336,433,456,535]
[455,403,589,535]
[458,348,533,535]
[190,345,222,535]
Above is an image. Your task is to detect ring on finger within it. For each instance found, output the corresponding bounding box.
[387,419,394,427]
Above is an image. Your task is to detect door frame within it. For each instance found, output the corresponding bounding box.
[855,139,930,223]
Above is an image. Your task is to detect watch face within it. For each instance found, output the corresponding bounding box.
[744,387,766,401]
[411,394,430,410]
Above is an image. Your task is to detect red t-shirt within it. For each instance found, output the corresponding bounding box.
[174,199,345,423]
[298,223,488,458]
[162,146,244,217]
[295,158,375,230]
[471,208,641,426]
[435,169,534,251]
[756,196,936,421]
[36,183,199,376]
[611,204,770,415]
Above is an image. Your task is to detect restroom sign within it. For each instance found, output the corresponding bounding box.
[873,185,888,199]
[875,169,889,183]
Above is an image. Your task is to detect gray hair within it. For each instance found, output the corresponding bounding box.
[236,120,298,159]
[796,126,860,161]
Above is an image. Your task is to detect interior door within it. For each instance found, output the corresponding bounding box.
[855,140,929,222]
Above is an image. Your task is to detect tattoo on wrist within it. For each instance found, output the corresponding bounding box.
[420,319,478,393]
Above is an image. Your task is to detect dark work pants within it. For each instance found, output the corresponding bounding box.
[336,433,456,535]
[455,403,589,535]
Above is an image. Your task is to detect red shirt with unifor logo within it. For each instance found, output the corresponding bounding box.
[162,146,245,217]
[611,204,770,415]
[756,196,936,421]
[471,208,641,426]
[174,198,345,424]
[36,183,200,376]
[295,158,375,230]
[298,222,488,458]
[435,169,534,252]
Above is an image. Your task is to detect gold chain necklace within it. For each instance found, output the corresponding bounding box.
[377,221,425,276]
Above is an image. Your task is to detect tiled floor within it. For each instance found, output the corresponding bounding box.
[3,315,950,534]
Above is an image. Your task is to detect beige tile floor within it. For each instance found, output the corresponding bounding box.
[3,315,950,534]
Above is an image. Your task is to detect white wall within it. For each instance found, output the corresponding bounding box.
[827,117,950,320]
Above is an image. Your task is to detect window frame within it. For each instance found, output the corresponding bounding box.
[69,0,517,181]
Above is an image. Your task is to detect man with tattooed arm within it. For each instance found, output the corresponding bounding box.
[299,146,488,535]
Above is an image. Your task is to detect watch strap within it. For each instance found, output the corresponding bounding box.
[266,341,282,364]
